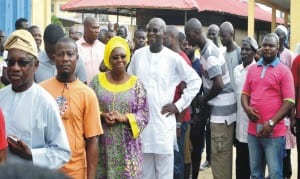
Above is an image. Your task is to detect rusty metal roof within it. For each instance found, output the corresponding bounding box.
[61,0,283,23]
[61,0,200,11]
[197,0,284,23]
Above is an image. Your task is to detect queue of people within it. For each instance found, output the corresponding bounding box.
[0,16,299,179]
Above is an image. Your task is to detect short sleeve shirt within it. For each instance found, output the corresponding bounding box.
[200,40,236,124]
[40,78,103,172]
[76,38,105,84]
[242,58,295,137]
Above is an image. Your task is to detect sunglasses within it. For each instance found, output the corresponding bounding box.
[112,55,127,60]
[147,28,160,34]
[6,58,35,67]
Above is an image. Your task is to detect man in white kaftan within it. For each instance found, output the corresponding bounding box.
[0,29,70,169]
[127,18,201,178]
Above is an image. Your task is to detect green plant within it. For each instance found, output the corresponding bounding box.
[51,15,63,26]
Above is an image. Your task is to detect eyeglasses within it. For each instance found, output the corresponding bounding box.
[147,28,160,34]
[112,55,127,60]
[6,58,35,67]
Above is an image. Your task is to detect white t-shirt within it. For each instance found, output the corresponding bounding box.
[233,61,256,143]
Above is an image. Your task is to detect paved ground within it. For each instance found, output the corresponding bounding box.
[198,147,298,179]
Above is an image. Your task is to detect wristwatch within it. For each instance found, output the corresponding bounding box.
[268,120,275,127]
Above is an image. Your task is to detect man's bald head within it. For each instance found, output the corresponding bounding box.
[185,18,202,32]
[263,33,279,48]
[220,21,234,33]
[83,16,100,44]
[83,16,98,27]
[219,21,234,47]
[207,24,220,46]
[166,25,179,38]
[146,18,166,52]
[208,24,219,33]
[163,25,180,50]
[68,26,76,40]
[147,18,166,33]
[184,18,205,47]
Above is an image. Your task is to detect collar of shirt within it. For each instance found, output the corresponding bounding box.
[238,60,256,72]
[257,57,280,67]
[77,37,99,47]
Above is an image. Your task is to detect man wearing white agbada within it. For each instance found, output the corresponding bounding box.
[0,29,71,169]
[127,17,201,178]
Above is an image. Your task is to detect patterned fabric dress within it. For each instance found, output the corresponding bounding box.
[90,72,149,179]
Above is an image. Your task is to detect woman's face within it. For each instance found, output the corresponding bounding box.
[109,47,127,71]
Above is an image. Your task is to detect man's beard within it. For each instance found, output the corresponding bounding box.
[60,71,71,81]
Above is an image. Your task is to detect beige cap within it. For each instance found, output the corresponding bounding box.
[4,29,38,58]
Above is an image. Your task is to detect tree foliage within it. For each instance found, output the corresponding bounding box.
[51,15,63,26]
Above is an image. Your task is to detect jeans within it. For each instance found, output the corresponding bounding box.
[174,122,188,179]
[248,134,285,179]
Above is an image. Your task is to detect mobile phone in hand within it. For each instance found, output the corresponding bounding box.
[8,136,19,143]
[256,124,263,133]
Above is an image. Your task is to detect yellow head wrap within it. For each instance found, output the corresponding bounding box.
[4,29,38,59]
[104,36,130,70]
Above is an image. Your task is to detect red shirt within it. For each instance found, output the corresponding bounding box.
[292,55,300,119]
[242,58,295,137]
[0,109,7,150]
[174,51,192,122]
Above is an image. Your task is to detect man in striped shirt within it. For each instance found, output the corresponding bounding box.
[185,18,236,179]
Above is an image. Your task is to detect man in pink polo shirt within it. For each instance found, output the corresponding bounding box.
[76,16,105,84]
[241,33,295,179]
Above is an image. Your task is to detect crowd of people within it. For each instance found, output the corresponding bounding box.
[0,15,299,179]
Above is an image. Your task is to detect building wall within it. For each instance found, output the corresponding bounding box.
[0,0,31,35]
[0,0,52,36]
[52,0,77,18]
[136,9,271,47]
[290,0,300,51]
[31,0,51,33]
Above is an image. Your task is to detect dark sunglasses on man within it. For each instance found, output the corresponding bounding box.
[147,28,160,34]
[5,58,35,67]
